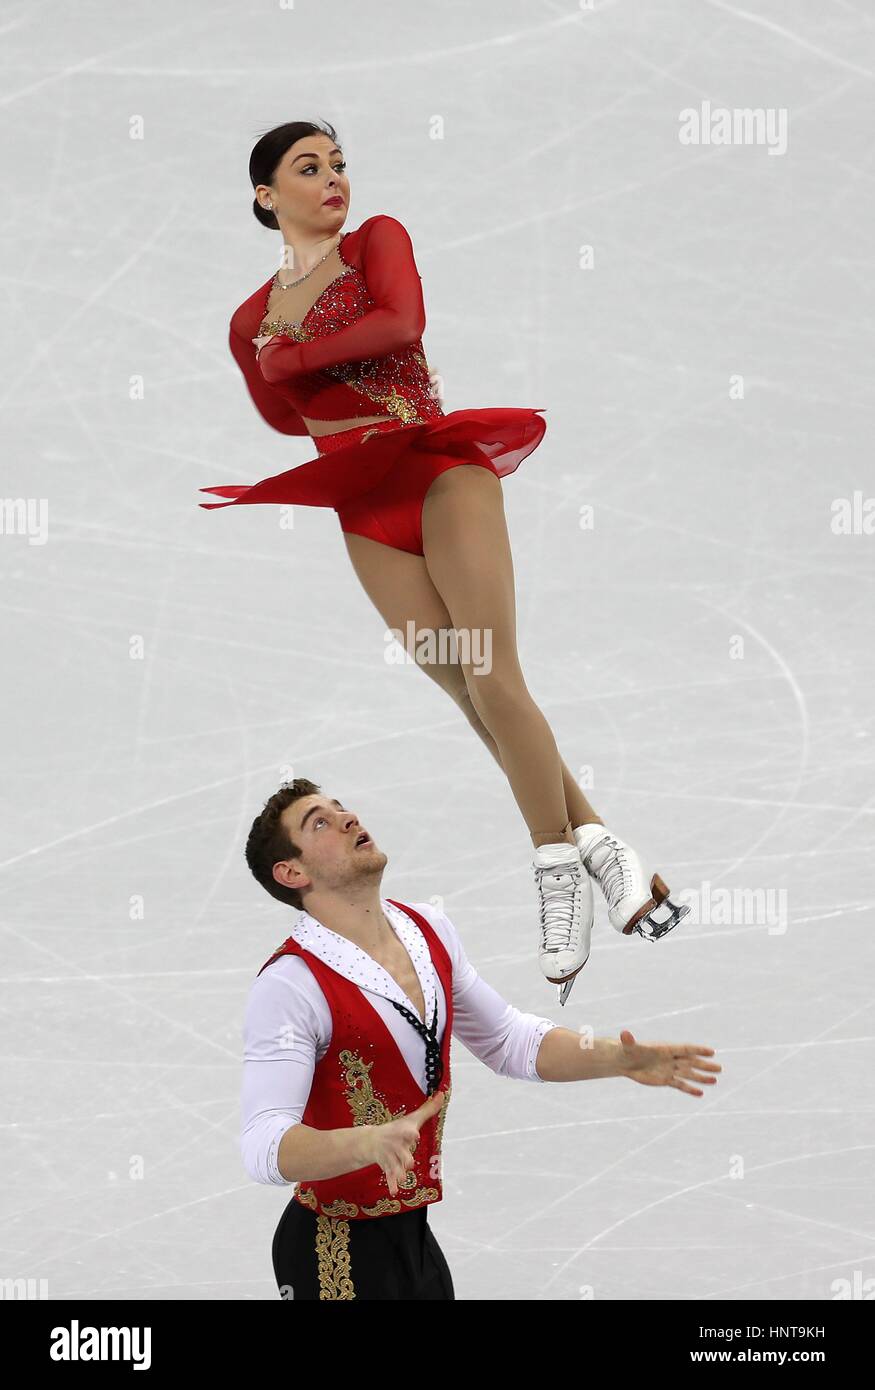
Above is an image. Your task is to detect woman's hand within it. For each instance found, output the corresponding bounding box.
[618,1029,721,1096]
[255,334,307,385]
[358,1089,447,1195]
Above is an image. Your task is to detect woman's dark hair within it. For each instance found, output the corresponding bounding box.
[249,119,340,229]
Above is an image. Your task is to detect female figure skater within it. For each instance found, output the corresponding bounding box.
[201,120,688,1005]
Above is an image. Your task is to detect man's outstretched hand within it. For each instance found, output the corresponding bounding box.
[618,1029,721,1096]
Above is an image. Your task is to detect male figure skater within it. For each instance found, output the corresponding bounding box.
[240,778,721,1301]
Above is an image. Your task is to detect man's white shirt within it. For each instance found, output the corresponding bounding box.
[240,898,560,1185]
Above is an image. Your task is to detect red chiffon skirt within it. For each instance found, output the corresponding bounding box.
[199,406,546,555]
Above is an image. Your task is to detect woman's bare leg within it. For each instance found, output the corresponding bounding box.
[419,465,584,844]
[342,529,601,841]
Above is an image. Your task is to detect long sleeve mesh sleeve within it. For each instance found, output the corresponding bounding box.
[228,321,309,435]
[257,215,427,385]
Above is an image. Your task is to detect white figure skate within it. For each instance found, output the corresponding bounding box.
[533,842,593,1006]
[573,823,690,941]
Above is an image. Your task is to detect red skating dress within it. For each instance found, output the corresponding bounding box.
[199,214,546,556]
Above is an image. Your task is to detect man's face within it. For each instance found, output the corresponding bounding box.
[274,794,387,898]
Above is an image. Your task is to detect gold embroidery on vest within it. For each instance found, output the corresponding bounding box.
[315,1216,355,1300]
[338,1050,424,1194]
[435,1085,451,1152]
[339,1048,405,1126]
[426,1084,451,1184]
[297,1187,360,1218]
[320,1197,359,1218]
[401,1187,440,1207]
[361,1197,402,1217]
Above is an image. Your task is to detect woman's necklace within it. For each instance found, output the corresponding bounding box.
[255,233,345,350]
[275,234,343,291]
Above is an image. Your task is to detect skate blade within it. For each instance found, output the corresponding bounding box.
[620,874,687,938]
[634,899,691,942]
[544,955,588,1007]
[558,976,577,1007]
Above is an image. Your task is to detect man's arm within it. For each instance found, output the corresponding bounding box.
[242,962,449,1186]
[534,1030,625,1082]
[276,1122,373,1183]
[241,964,380,1185]
[417,904,719,1095]
[538,1027,720,1095]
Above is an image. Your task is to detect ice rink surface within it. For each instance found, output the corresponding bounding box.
[1,0,872,1300]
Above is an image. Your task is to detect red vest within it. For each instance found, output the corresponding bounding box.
[257,899,453,1220]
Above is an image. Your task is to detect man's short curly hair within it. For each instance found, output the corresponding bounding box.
[245,778,321,911]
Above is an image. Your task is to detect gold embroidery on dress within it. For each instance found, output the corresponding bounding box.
[258,268,356,340]
[315,1215,355,1300]
[322,367,429,426]
[295,1185,318,1210]
[260,319,308,340]
[361,1197,402,1217]
[259,319,440,425]
[360,424,405,444]
[382,387,423,424]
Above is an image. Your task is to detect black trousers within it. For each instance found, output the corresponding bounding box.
[272,1196,455,1301]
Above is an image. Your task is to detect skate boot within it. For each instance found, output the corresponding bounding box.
[533,842,593,1006]
[573,823,690,941]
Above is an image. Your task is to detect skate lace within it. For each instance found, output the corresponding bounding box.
[589,836,631,911]
[535,862,583,951]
